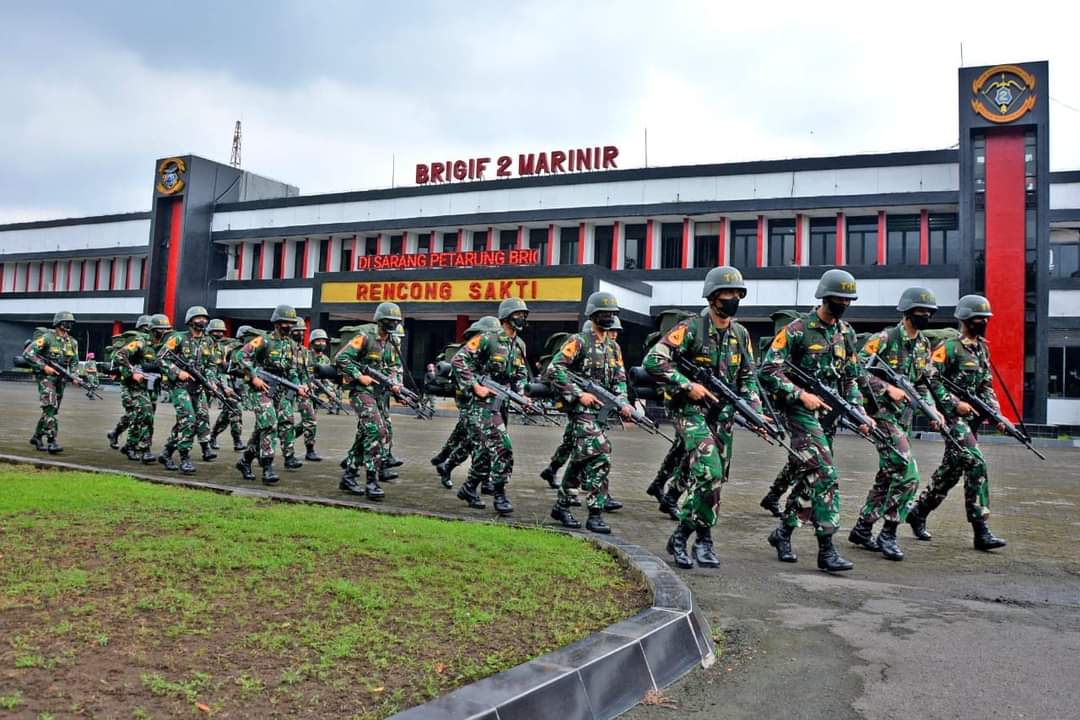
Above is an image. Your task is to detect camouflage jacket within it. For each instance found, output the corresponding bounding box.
[158,330,219,384]
[859,323,955,419]
[210,338,237,380]
[644,311,762,420]
[112,335,159,384]
[931,336,998,419]
[451,330,528,398]
[760,309,865,409]
[238,330,302,385]
[23,330,79,376]
[333,329,402,396]
[545,329,627,413]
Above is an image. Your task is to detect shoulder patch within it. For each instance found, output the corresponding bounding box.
[863,335,881,355]
[666,325,687,346]
[349,335,364,349]
[126,341,139,351]
[771,328,787,351]
[165,336,178,350]
[931,344,947,363]
[562,337,580,358]
[34,337,45,347]
[250,336,264,348]
[466,335,482,351]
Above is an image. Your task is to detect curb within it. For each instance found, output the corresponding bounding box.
[0,454,714,720]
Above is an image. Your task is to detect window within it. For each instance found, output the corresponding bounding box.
[417,233,431,253]
[472,230,487,252]
[928,214,959,265]
[529,228,548,263]
[730,221,757,269]
[233,244,245,276]
[389,235,403,255]
[442,232,458,254]
[624,223,647,269]
[1048,347,1080,398]
[887,215,920,266]
[808,218,836,266]
[660,222,682,269]
[293,241,305,278]
[594,225,614,267]
[365,236,378,257]
[846,216,877,266]
[768,220,796,267]
[338,242,352,273]
[1050,231,1080,279]
[559,226,579,265]
[319,239,330,271]
[693,222,719,269]
[499,230,516,252]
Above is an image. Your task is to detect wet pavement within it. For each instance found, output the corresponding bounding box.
[3,381,1080,720]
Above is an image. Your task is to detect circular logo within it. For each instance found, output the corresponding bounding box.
[971,65,1036,124]
[156,157,187,195]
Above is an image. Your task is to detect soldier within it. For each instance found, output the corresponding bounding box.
[289,319,323,462]
[451,297,532,516]
[760,268,868,572]
[334,302,404,499]
[539,320,594,491]
[112,313,171,464]
[907,295,1007,551]
[80,353,101,399]
[156,306,220,474]
[209,319,246,452]
[108,315,151,452]
[545,292,632,533]
[379,320,408,480]
[643,267,761,568]
[235,305,307,484]
[23,310,80,453]
[849,287,955,561]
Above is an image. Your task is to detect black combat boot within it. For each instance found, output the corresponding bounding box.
[666,524,694,569]
[493,492,514,515]
[305,444,322,462]
[178,451,196,475]
[232,432,245,452]
[972,521,1007,551]
[140,450,157,465]
[457,481,485,509]
[30,435,45,451]
[158,447,178,471]
[692,527,721,568]
[106,430,120,450]
[907,505,932,541]
[585,508,611,534]
[480,479,496,496]
[768,524,798,563]
[759,490,783,518]
[659,487,681,521]
[645,475,667,503]
[46,438,63,454]
[550,501,581,529]
[567,490,582,507]
[339,458,349,470]
[209,435,221,451]
[235,449,256,481]
[435,461,453,489]
[380,468,399,482]
[260,458,279,485]
[603,496,623,512]
[200,442,217,461]
[878,521,904,561]
[365,471,385,500]
[848,518,880,551]
[430,448,449,466]
[126,447,141,462]
[384,454,403,469]
[540,466,560,489]
[817,534,854,572]
[283,454,304,470]
[339,469,364,495]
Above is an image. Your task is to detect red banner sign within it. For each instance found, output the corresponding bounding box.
[355,248,538,271]
[416,145,619,185]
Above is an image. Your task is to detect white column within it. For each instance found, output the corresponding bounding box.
[686,219,696,268]
[581,224,594,264]
[799,215,811,266]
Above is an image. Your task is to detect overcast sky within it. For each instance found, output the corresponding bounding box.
[2,0,1077,223]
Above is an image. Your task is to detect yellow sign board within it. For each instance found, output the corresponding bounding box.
[321,277,583,304]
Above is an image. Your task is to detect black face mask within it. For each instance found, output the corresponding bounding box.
[825,299,848,319]
[290,333,303,343]
[906,311,932,330]
[379,319,400,334]
[712,297,740,319]
[275,323,293,336]
[57,322,74,333]
[594,312,616,330]
[510,315,528,332]
[191,320,209,331]
[312,342,328,353]
[966,320,988,337]
[211,332,225,341]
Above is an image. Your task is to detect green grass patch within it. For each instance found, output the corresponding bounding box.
[0,465,648,718]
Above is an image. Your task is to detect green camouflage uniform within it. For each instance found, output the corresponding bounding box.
[211,337,244,446]
[238,330,302,461]
[108,332,142,447]
[295,345,319,446]
[112,335,160,453]
[80,362,101,397]
[437,351,475,470]
[158,331,218,453]
[334,329,398,475]
[451,330,529,493]
[643,315,760,530]
[22,330,79,442]
[545,329,628,510]
[759,312,865,536]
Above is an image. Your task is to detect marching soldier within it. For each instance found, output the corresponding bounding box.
[539,320,594,491]
[108,315,151,452]
[334,302,405,499]
[545,292,631,533]
[379,321,408,480]
[451,297,532,516]
[277,319,312,467]
[23,310,80,453]
[235,305,307,484]
[907,294,1007,551]
[80,353,101,399]
[759,268,867,572]
[289,319,324,462]
[112,313,171,464]
[156,306,219,474]
[849,287,956,561]
[209,319,246,452]
[643,267,760,568]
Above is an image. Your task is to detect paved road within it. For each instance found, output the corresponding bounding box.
[3,381,1079,720]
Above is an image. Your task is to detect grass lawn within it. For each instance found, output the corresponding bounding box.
[0,466,649,719]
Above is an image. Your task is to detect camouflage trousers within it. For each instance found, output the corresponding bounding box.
[780,406,841,537]
[439,409,474,468]
[659,438,690,495]
[297,392,317,445]
[377,393,394,460]
[83,374,100,397]
[33,375,65,440]
[123,383,156,452]
[549,422,574,472]
[916,418,990,523]
[465,400,513,491]
[858,414,919,525]
[246,389,295,461]
[671,409,732,531]
[211,379,244,443]
[113,384,134,442]
[556,413,613,511]
[345,391,389,474]
[165,385,210,453]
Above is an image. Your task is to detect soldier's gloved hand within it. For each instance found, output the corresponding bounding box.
[619,404,634,420]
[580,392,601,408]
[687,383,718,404]
[473,384,492,398]
[955,401,973,416]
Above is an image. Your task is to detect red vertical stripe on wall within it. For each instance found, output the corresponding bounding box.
[919,209,929,265]
[456,314,470,340]
[546,224,555,265]
[718,219,727,265]
[66,260,73,291]
[794,215,804,265]
[755,216,765,267]
[644,220,654,270]
[835,213,845,266]
[300,239,309,278]
[984,129,1026,421]
[236,243,245,280]
[577,223,586,264]
[611,221,621,270]
[516,225,525,250]
[303,317,311,347]
[112,321,122,337]
[162,200,184,323]
[876,211,887,265]
[125,256,134,290]
[681,218,690,269]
